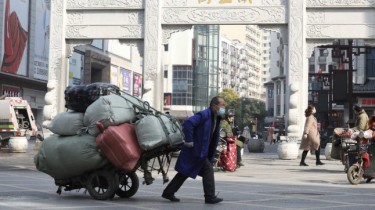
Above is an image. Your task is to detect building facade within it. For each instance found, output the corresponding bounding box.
[0,0,50,125]
[161,25,220,118]
[220,25,265,101]
[264,30,286,119]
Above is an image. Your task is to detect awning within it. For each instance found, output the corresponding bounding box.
[166,110,194,120]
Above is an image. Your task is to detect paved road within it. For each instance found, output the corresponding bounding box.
[0,140,375,210]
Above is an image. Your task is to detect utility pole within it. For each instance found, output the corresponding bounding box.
[348,39,354,119]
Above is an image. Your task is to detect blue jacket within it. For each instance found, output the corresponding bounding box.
[175,108,221,178]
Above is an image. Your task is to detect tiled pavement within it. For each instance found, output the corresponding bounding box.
[0,140,374,210]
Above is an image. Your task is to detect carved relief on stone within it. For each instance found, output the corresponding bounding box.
[66,13,84,25]
[144,1,159,51]
[288,0,304,77]
[162,8,190,24]
[306,39,334,58]
[307,0,375,7]
[66,40,92,58]
[287,0,304,136]
[162,25,193,44]
[119,39,144,55]
[66,11,143,25]
[65,25,143,39]
[66,26,87,38]
[307,11,325,24]
[306,25,331,39]
[164,0,187,7]
[262,0,286,5]
[144,0,161,82]
[162,7,286,24]
[67,0,143,9]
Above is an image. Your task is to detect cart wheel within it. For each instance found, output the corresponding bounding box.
[116,171,139,198]
[347,165,363,185]
[86,171,118,200]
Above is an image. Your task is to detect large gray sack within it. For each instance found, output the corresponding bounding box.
[84,94,137,136]
[34,134,108,180]
[135,114,184,151]
[47,112,84,136]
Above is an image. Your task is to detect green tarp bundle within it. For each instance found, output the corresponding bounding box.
[34,134,108,180]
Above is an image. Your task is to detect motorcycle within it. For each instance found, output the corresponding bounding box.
[346,131,375,185]
[331,129,355,172]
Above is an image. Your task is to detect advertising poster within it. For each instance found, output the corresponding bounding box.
[120,68,131,94]
[133,73,142,97]
[1,0,29,76]
[110,66,119,86]
[33,0,50,80]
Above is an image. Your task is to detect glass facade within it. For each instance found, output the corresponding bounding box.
[172,65,193,105]
[193,25,220,111]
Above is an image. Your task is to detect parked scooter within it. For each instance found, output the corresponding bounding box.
[346,131,375,185]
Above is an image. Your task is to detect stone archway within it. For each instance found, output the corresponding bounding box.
[45,0,375,137]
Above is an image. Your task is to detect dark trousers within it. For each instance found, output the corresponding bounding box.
[236,145,242,163]
[163,158,215,199]
[300,146,322,163]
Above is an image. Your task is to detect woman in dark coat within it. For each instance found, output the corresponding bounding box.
[162,96,225,204]
[299,105,324,166]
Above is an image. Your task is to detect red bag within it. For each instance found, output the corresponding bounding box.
[219,137,237,172]
[96,122,142,171]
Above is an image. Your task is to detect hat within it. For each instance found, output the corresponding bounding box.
[353,105,362,112]
[227,111,235,117]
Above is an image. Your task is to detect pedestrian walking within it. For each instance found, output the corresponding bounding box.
[162,96,225,204]
[299,105,324,166]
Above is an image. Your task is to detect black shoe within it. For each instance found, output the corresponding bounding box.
[316,161,325,166]
[237,162,245,167]
[300,162,309,166]
[366,178,373,183]
[162,193,180,202]
[205,196,223,204]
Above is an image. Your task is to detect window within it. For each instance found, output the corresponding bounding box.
[164,44,169,51]
[277,84,281,95]
[268,88,273,98]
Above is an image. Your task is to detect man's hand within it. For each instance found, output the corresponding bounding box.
[184,141,194,148]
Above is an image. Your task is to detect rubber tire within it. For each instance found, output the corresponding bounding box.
[347,165,363,185]
[116,171,139,198]
[86,171,118,200]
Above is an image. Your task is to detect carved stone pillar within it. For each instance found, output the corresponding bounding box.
[143,0,162,109]
[43,0,67,127]
[287,0,306,137]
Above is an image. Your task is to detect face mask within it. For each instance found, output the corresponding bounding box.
[218,107,225,116]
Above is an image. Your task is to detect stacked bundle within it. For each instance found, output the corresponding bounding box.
[35,83,184,180]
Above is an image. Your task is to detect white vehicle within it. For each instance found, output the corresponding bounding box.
[0,96,39,152]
